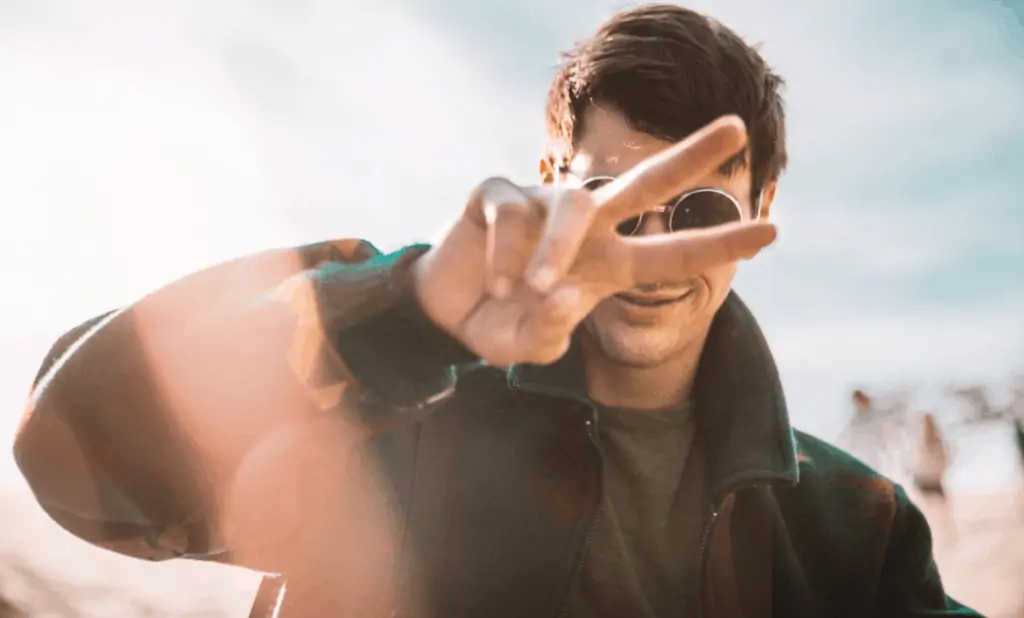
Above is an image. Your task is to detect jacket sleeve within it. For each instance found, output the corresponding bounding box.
[13,239,474,563]
[873,484,982,617]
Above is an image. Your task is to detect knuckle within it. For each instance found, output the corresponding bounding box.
[491,201,536,226]
[563,188,599,216]
[475,176,514,194]
[494,199,532,216]
[471,177,528,218]
[468,177,497,207]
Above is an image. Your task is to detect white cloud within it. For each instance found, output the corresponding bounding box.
[0,0,537,340]
[0,0,541,488]
[0,13,287,337]
[182,0,543,243]
[764,2,1024,180]
[767,301,1024,382]
[768,179,1019,277]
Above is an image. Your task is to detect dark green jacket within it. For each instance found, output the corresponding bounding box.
[15,240,980,617]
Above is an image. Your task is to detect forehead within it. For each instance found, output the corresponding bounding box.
[568,106,668,177]
[567,106,751,197]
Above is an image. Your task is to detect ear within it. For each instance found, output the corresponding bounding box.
[539,157,557,185]
[757,181,778,220]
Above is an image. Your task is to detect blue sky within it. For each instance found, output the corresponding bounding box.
[0,0,1022,490]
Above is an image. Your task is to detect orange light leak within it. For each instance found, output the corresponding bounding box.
[128,246,412,615]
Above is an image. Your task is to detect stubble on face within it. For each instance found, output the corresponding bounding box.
[567,109,750,369]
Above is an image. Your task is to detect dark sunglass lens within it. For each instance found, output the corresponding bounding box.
[668,191,741,231]
[582,176,640,235]
[616,216,643,236]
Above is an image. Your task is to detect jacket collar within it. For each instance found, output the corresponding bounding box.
[507,291,799,501]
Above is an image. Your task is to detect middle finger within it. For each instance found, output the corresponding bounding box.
[626,221,778,286]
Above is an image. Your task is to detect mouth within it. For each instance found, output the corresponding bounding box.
[613,286,696,307]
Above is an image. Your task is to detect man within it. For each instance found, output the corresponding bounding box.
[13,4,977,617]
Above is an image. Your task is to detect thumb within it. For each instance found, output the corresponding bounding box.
[517,283,600,364]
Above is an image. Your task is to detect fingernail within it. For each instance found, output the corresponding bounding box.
[493,276,512,298]
[530,267,556,293]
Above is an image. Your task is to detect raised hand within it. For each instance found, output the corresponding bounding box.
[412,115,777,366]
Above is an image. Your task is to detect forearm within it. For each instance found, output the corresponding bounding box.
[14,239,472,560]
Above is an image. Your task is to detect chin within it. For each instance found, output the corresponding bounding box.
[587,331,686,368]
[582,276,729,368]
[583,305,710,369]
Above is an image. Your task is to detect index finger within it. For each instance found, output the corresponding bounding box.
[591,115,748,223]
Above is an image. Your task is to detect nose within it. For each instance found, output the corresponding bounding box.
[635,210,671,236]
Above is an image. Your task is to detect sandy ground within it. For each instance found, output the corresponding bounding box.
[0,491,261,617]
[2,485,1022,617]
[914,487,1024,618]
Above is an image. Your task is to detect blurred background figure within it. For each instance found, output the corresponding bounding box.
[839,388,913,475]
[852,389,873,418]
[1013,417,1024,517]
[839,389,886,469]
[911,413,956,543]
[1011,375,1024,487]
[1015,418,1024,479]
[0,595,27,618]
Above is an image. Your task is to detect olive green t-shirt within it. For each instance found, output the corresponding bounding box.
[565,403,708,617]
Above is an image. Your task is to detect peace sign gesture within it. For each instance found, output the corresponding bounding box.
[412,115,777,366]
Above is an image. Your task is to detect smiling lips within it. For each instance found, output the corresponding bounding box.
[614,286,696,307]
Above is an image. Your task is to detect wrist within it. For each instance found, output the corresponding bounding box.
[323,245,476,405]
[408,246,460,342]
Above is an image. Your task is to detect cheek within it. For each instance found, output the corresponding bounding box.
[583,297,619,327]
[700,262,740,304]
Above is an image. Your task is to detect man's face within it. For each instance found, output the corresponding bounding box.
[545,106,773,368]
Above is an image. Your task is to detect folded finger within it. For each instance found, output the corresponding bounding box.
[517,283,600,364]
[475,178,543,299]
[458,299,525,366]
[522,188,597,295]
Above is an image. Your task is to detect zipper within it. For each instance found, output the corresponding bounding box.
[693,501,722,618]
[556,507,602,618]
[555,412,604,618]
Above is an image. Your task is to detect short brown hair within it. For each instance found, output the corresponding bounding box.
[545,3,788,204]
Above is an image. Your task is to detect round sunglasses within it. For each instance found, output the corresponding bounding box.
[578,175,755,236]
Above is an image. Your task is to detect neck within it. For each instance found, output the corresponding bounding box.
[580,332,708,410]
